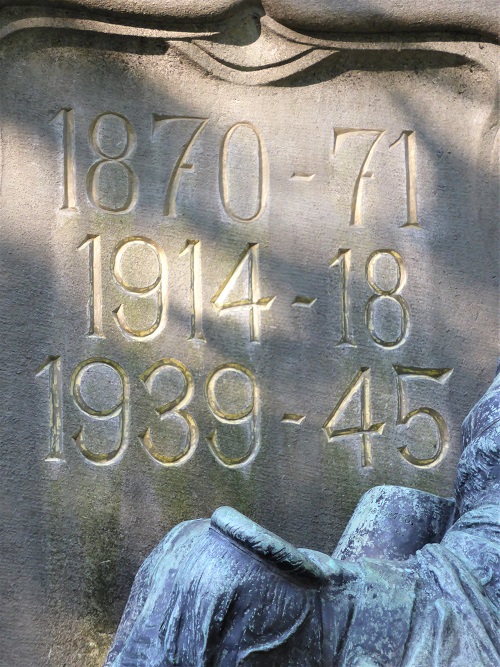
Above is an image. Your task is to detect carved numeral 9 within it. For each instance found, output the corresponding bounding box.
[206,364,260,468]
[71,358,130,465]
[112,237,168,341]
[332,127,419,228]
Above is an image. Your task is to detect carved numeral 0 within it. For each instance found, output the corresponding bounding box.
[331,249,410,348]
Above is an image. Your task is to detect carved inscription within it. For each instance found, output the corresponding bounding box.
[330,249,410,348]
[35,107,456,474]
[36,356,64,462]
[220,122,269,223]
[323,367,452,468]
[54,110,419,226]
[40,358,452,470]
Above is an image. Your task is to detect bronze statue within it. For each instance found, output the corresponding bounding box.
[105,363,500,666]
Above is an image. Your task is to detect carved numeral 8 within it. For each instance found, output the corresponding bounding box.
[87,112,138,213]
[365,250,410,348]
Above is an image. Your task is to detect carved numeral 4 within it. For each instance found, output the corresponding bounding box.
[211,243,275,342]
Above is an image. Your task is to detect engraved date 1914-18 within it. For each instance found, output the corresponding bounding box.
[80,235,410,349]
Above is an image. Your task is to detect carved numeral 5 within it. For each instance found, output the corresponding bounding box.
[394,366,453,467]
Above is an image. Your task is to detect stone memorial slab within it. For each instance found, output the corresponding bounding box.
[0,2,498,665]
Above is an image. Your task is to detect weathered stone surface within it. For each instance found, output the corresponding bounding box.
[0,2,498,665]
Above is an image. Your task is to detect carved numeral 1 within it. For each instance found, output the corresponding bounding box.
[36,356,64,461]
[112,237,168,341]
[180,240,205,342]
[330,249,356,347]
[390,131,419,228]
[79,235,104,338]
[323,368,385,467]
[53,108,77,211]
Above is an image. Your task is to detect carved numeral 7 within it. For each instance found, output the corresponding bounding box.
[394,366,453,467]
[333,128,385,226]
[152,115,209,217]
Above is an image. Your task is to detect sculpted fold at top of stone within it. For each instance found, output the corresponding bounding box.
[0,0,258,24]
[261,0,500,38]
[0,0,498,38]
